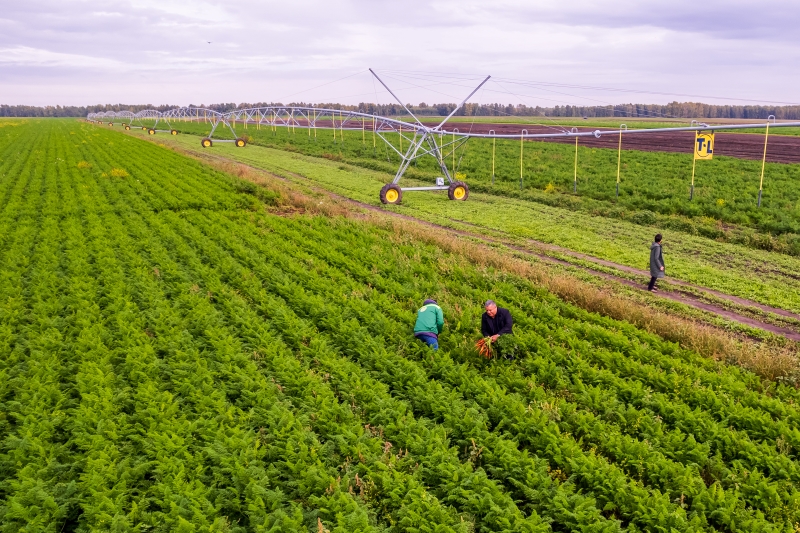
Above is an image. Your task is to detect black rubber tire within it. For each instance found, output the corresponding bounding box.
[125,125,130,130]
[447,181,469,201]
[201,138,213,148]
[235,137,247,147]
[142,127,147,131]
[379,183,403,205]
[148,129,155,135]
[108,122,113,126]
[170,129,178,136]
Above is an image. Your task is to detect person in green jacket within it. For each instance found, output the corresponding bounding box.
[414,299,444,350]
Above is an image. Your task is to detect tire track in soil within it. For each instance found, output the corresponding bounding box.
[135,133,800,342]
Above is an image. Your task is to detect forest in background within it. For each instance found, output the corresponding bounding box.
[3,101,799,120]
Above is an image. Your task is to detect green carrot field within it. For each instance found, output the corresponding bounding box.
[3,118,800,531]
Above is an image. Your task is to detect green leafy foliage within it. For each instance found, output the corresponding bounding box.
[492,335,521,359]
[2,118,800,532]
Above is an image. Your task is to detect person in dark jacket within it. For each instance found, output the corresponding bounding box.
[414,299,444,350]
[481,300,513,341]
[648,233,665,292]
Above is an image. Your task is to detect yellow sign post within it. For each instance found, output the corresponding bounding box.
[690,131,714,200]
[489,130,496,184]
[758,122,770,207]
[574,136,579,193]
[616,124,626,198]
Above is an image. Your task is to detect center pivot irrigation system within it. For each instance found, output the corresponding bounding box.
[89,69,800,206]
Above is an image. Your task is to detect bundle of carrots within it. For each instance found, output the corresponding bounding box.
[475,337,493,359]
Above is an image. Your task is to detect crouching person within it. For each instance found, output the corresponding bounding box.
[480,300,516,359]
[414,299,444,350]
[481,300,513,341]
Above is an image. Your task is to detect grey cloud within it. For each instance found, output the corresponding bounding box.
[1,0,799,106]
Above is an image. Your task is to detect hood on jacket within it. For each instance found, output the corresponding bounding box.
[423,299,437,305]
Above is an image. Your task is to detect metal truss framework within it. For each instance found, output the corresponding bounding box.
[88,70,800,202]
[88,104,483,186]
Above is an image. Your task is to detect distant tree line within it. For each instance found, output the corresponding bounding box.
[3,101,799,120]
[529,102,800,121]
[0,104,177,118]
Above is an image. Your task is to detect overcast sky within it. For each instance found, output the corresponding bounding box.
[2,0,799,108]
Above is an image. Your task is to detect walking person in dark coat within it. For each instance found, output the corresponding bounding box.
[648,234,665,292]
[481,300,513,341]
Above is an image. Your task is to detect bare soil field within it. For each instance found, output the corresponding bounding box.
[423,122,800,163]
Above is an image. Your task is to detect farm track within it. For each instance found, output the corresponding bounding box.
[173,142,800,341]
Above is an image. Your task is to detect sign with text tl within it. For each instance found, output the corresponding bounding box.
[694,132,714,160]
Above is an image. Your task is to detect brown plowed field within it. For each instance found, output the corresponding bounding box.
[425,122,800,164]
[242,118,800,163]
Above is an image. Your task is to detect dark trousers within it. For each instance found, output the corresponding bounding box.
[648,277,658,291]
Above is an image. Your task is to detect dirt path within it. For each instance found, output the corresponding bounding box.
[139,133,800,342]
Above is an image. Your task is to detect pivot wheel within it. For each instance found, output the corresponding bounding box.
[142,126,147,131]
[170,129,178,136]
[379,183,402,205]
[148,129,156,135]
[124,125,130,130]
[108,122,113,126]
[448,181,469,201]
[235,137,247,147]
[201,138,213,148]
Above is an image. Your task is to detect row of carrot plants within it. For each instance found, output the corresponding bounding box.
[190,211,792,532]
[0,217,77,529]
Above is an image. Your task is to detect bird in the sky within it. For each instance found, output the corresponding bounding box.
[207,41,212,44]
